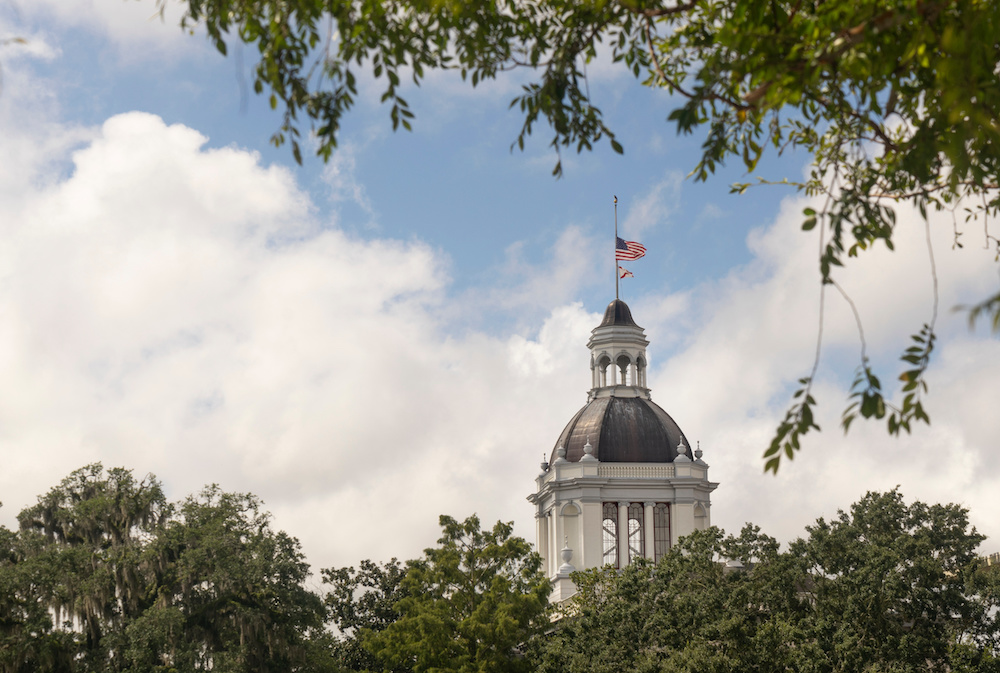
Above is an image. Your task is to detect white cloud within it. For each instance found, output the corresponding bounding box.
[0,28,94,200]
[0,28,59,62]
[20,0,192,54]
[321,141,376,223]
[639,192,1000,547]
[697,202,724,223]
[481,226,603,316]
[1,97,997,584]
[0,110,600,572]
[621,170,684,239]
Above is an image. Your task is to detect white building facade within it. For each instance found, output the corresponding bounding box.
[527,299,718,602]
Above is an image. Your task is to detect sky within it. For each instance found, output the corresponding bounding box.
[1,0,999,579]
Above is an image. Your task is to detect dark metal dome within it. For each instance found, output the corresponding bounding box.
[599,299,640,328]
[551,396,688,464]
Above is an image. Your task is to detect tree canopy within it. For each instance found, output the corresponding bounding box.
[322,557,410,672]
[170,0,1000,468]
[363,515,551,673]
[537,489,1000,673]
[0,464,335,673]
[4,468,998,672]
[2,471,550,673]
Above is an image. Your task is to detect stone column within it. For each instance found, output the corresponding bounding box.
[617,501,630,567]
[669,502,678,553]
[553,507,564,578]
[548,509,558,577]
[536,513,548,575]
[643,501,655,559]
[535,513,549,571]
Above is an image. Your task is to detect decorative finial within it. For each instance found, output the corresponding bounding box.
[695,441,704,461]
[581,435,597,461]
[559,538,575,574]
[554,445,568,464]
[675,437,691,462]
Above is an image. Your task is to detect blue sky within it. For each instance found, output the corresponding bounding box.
[2,0,999,574]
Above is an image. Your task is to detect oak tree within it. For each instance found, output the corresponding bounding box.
[1,465,336,673]
[363,515,550,673]
[13,464,169,670]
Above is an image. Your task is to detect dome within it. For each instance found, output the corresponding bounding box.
[551,396,689,464]
[598,299,639,328]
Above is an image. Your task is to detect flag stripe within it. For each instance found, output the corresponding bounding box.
[616,237,646,260]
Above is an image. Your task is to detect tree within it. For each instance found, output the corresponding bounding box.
[170,0,1000,466]
[796,490,998,673]
[2,465,336,673]
[131,486,333,672]
[13,464,170,670]
[322,558,410,672]
[536,526,817,673]
[0,516,78,673]
[536,490,1000,673]
[362,515,550,673]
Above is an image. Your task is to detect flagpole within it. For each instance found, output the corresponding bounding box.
[614,195,619,301]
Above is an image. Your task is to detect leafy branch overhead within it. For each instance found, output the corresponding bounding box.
[173,0,1000,466]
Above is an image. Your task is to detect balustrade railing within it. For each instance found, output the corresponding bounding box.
[598,464,675,479]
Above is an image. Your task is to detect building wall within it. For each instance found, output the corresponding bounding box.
[528,457,717,599]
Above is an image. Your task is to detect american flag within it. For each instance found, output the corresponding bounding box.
[619,266,634,279]
[616,236,646,260]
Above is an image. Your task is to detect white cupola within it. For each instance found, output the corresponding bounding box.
[587,298,650,398]
[528,299,718,602]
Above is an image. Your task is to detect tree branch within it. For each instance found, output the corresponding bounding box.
[644,20,748,110]
[809,92,899,153]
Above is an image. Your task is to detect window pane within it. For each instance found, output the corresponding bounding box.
[654,503,670,561]
[627,503,644,563]
[602,502,618,567]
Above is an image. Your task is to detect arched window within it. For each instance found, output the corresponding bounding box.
[616,354,631,385]
[597,355,612,387]
[602,503,618,567]
[627,503,644,563]
[694,502,708,530]
[653,503,670,561]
